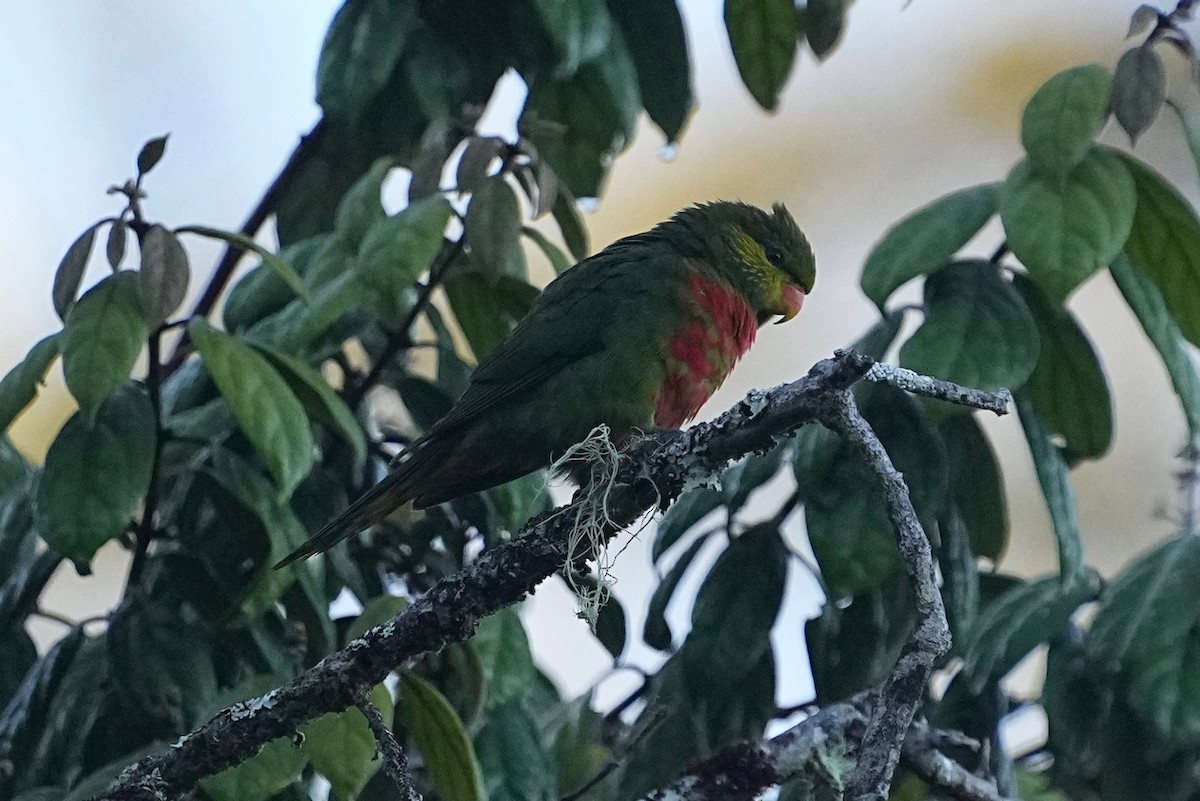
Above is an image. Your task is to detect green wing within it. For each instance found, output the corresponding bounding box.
[431,241,685,434]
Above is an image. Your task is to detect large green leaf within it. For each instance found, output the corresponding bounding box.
[35,383,155,571]
[302,682,393,799]
[60,271,147,421]
[532,0,613,77]
[1089,533,1200,744]
[355,194,452,319]
[474,607,536,710]
[444,272,540,361]
[222,235,332,333]
[860,183,999,311]
[466,176,526,279]
[723,0,797,111]
[177,225,310,305]
[938,414,1008,561]
[607,0,693,142]
[722,440,789,515]
[1020,64,1111,175]
[651,487,722,563]
[51,224,99,321]
[798,0,847,60]
[189,319,315,499]
[1012,273,1113,461]
[475,699,556,801]
[399,669,485,801]
[685,524,787,682]
[898,260,1039,393]
[1121,155,1200,349]
[0,334,60,434]
[335,156,396,246]
[137,224,190,326]
[316,0,417,126]
[1000,148,1136,303]
[1109,254,1200,438]
[1014,393,1084,581]
[954,573,1099,694]
[644,534,711,651]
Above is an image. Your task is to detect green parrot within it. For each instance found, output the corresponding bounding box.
[276,201,815,568]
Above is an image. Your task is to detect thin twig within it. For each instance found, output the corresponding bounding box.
[357,693,420,801]
[863,360,1011,414]
[819,392,951,801]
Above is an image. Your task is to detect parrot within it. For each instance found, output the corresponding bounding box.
[275,200,815,568]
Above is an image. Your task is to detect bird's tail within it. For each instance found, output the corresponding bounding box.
[272,440,445,569]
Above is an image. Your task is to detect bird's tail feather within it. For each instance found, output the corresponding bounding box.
[272,440,444,569]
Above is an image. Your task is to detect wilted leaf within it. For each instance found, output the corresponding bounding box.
[189,319,315,498]
[1000,148,1136,303]
[0,334,60,433]
[36,383,154,571]
[724,0,797,111]
[136,135,169,175]
[399,670,485,801]
[898,261,1039,393]
[860,183,999,311]
[138,224,190,325]
[1121,155,1200,349]
[1020,64,1111,175]
[1112,46,1166,143]
[51,225,99,321]
[1012,274,1113,461]
[466,176,526,278]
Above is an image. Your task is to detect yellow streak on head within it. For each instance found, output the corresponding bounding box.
[732,228,786,303]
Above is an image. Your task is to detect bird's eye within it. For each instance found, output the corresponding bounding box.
[764,246,783,266]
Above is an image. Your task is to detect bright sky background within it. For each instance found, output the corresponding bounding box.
[3,1,1196,720]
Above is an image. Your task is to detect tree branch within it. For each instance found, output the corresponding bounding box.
[94,351,1008,801]
[356,693,419,801]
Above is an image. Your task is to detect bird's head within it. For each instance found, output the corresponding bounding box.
[667,201,816,324]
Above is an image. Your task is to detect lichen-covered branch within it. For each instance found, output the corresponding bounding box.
[95,350,1008,801]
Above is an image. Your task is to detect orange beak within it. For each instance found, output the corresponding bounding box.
[775,283,806,324]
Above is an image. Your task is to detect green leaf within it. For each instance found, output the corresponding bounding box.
[252,344,367,467]
[399,670,485,801]
[345,594,409,642]
[938,414,1008,561]
[0,334,60,433]
[798,0,847,60]
[1089,533,1200,743]
[608,0,693,142]
[1012,274,1112,461]
[1020,64,1111,175]
[1109,253,1200,438]
[1111,45,1165,144]
[105,219,127,270]
[898,261,1039,393]
[222,235,332,333]
[177,225,311,305]
[200,675,307,801]
[860,183,999,311]
[466,176,526,278]
[686,523,787,682]
[457,137,505,194]
[552,187,589,261]
[397,375,454,433]
[475,699,557,801]
[316,0,417,126]
[1014,392,1085,581]
[302,683,393,799]
[652,487,722,563]
[335,156,396,247]
[61,271,147,420]
[1000,148,1136,302]
[444,272,540,361]
[644,535,710,651]
[955,573,1099,694]
[136,134,168,175]
[0,628,84,778]
[532,0,613,77]
[522,226,573,274]
[355,195,452,318]
[474,607,536,710]
[724,0,797,111]
[938,507,980,638]
[0,626,35,715]
[723,442,788,515]
[549,694,609,796]
[51,224,99,321]
[1121,155,1200,349]
[35,383,155,570]
[137,224,190,325]
[189,319,316,498]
